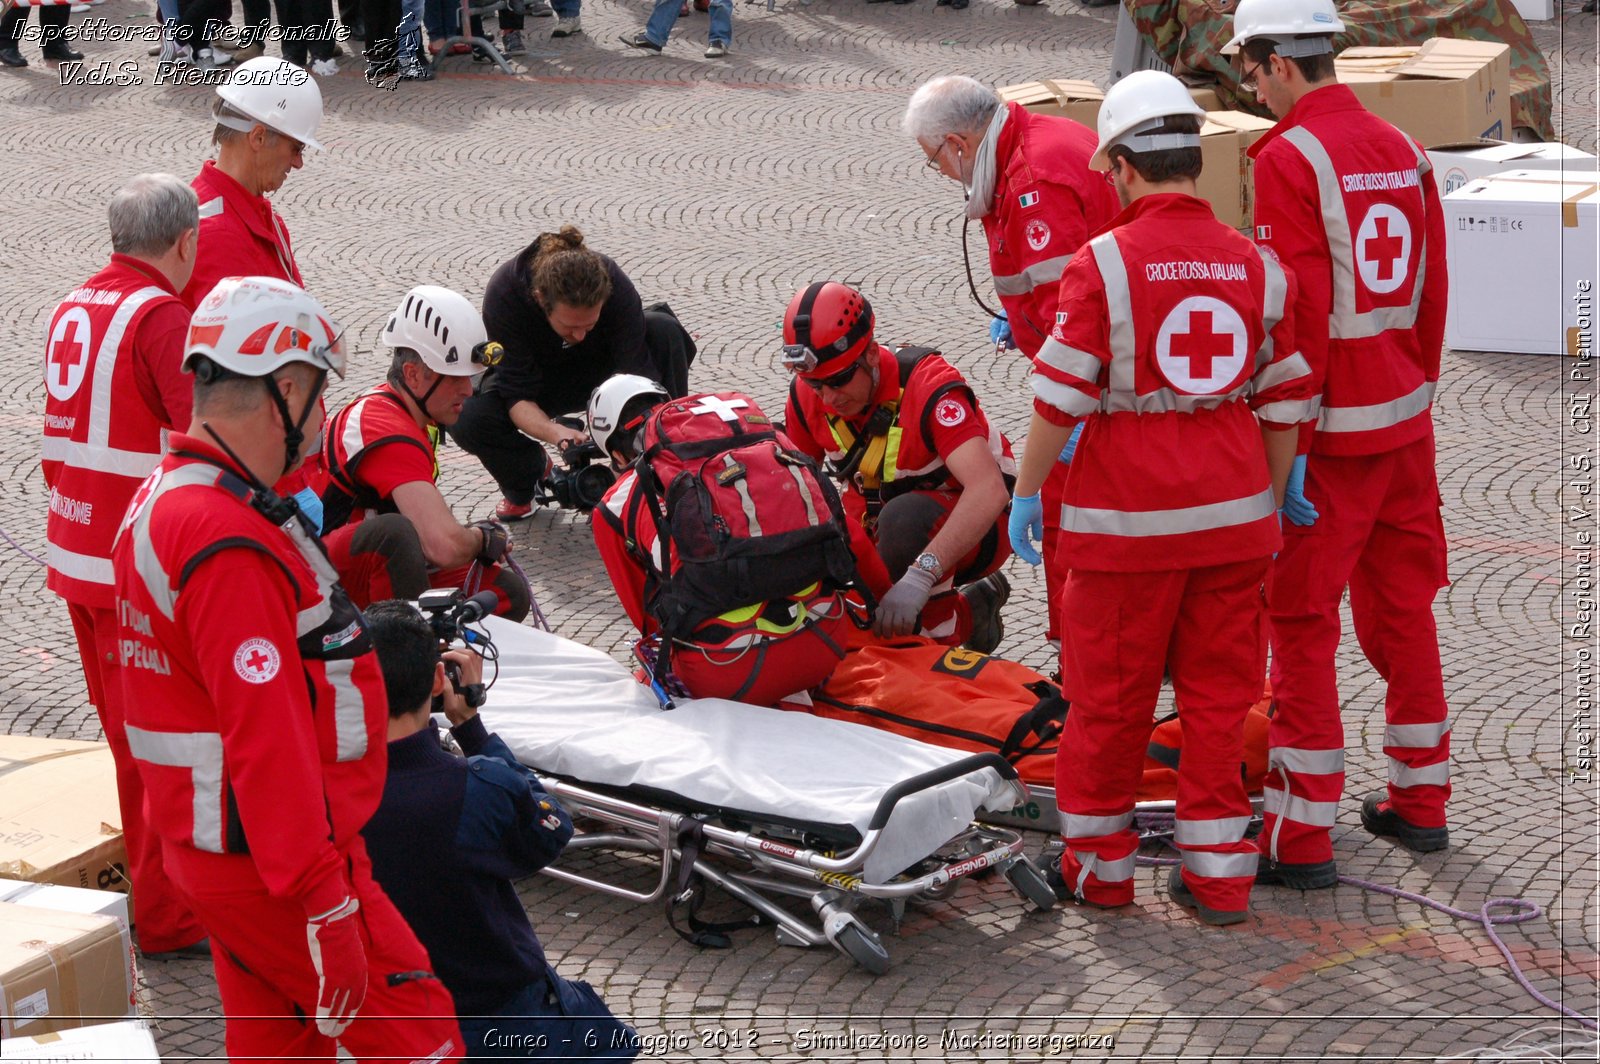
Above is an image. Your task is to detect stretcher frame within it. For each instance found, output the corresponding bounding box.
[530,752,1059,974]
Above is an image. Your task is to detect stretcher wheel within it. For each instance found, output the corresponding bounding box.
[833,921,891,975]
[1004,859,1058,913]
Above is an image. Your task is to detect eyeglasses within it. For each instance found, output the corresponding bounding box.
[922,139,951,174]
[799,358,864,392]
[1238,59,1267,93]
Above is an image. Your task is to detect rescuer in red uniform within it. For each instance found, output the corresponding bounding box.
[903,74,1120,654]
[115,276,462,1063]
[1227,0,1452,888]
[41,173,207,958]
[781,281,1013,651]
[1010,71,1314,924]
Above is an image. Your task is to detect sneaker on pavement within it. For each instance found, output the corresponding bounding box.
[495,498,535,522]
[958,570,1010,655]
[703,40,726,57]
[310,56,339,74]
[500,29,526,53]
[197,46,233,67]
[1360,792,1449,852]
[399,56,436,79]
[525,0,554,14]
[1254,858,1338,890]
[1167,866,1248,927]
[551,15,583,36]
[618,29,660,50]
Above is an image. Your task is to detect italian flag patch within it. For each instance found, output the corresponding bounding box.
[1018,191,1040,208]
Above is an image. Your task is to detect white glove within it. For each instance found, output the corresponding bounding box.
[873,566,937,638]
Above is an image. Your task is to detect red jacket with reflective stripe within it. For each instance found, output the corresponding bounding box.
[1031,194,1315,572]
[323,384,436,527]
[115,437,387,917]
[42,256,192,608]
[1249,84,1448,458]
[179,161,303,309]
[983,103,1121,359]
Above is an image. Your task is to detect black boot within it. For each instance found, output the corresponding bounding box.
[42,39,85,61]
[0,45,27,67]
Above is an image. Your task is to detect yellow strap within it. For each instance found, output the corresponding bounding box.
[828,401,898,489]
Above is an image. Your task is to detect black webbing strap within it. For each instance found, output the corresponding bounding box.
[665,821,765,950]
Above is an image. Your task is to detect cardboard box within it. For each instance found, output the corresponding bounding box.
[0,881,130,932]
[998,78,1103,129]
[1,1018,159,1061]
[0,904,136,1037]
[0,736,127,895]
[1336,39,1513,147]
[1198,110,1278,230]
[1443,170,1599,356]
[1427,140,1598,196]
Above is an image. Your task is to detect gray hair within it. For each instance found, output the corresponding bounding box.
[212,97,256,146]
[902,76,1002,143]
[108,173,198,258]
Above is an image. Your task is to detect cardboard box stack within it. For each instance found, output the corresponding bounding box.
[0,735,127,895]
[0,897,137,1038]
[1443,170,1599,356]
[1334,38,1513,147]
[1,1019,159,1060]
[1428,140,1597,197]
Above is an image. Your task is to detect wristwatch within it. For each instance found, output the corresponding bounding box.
[912,551,942,580]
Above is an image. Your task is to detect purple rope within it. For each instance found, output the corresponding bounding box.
[0,524,47,567]
[503,553,548,631]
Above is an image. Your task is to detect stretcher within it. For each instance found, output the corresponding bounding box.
[480,617,1059,973]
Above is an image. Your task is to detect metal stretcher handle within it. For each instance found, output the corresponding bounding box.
[866,753,1020,832]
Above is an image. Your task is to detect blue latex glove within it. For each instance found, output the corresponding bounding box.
[293,487,325,534]
[988,314,1014,351]
[1281,455,1319,527]
[1058,422,1083,465]
[1008,492,1043,566]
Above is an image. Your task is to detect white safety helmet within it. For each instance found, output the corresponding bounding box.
[1222,0,1344,55]
[1091,70,1208,172]
[215,57,326,151]
[587,374,668,457]
[185,276,345,379]
[381,285,499,377]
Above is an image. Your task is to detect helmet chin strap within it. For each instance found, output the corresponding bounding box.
[397,369,447,426]
[263,369,328,473]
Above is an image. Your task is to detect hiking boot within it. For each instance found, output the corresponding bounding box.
[1360,792,1449,853]
[1167,866,1248,926]
[551,15,582,36]
[1254,858,1337,890]
[495,497,534,522]
[958,571,1010,655]
[703,40,726,57]
[500,29,525,53]
[618,29,660,51]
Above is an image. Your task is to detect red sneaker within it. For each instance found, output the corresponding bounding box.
[495,498,534,522]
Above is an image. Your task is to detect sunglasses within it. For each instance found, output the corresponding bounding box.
[798,358,864,392]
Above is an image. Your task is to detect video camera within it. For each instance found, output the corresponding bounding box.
[415,588,500,646]
[533,439,617,512]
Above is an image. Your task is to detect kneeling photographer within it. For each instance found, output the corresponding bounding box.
[449,226,696,521]
[361,597,639,1061]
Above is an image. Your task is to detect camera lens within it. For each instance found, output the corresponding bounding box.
[573,464,617,511]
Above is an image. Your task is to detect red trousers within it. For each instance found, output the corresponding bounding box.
[1041,458,1070,648]
[67,603,206,954]
[324,517,526,619]
[1056,558,1269,911]
[171,842,463,1063]
[676,611,850,706]
[1263,435,1451,864]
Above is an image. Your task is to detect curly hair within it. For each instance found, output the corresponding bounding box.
[528,225,612,311]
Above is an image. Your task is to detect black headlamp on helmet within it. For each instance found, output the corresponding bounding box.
[472,340,504,368]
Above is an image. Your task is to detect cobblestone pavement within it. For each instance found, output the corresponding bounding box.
[1,0,1596,1059]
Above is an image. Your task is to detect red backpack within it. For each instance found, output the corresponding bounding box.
[635,392,863,645]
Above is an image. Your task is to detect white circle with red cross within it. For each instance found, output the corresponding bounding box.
[1355,204,1412,295]
[233,638,282,685]
[46,307,93,403]
[1155,297,1248,395]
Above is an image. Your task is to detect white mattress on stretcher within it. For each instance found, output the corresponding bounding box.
[481,617,1018,884]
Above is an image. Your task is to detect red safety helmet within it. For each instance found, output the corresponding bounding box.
[781,282,875,380]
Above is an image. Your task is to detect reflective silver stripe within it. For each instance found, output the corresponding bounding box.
[297,592,334,634]
[1071,850,1136,885]
[1254,351,1311,393]
[1060,810,1134,837]
[341,396,369,469]
[1036,337,1103,383]
[1280,126,1424,340]
[130,464,228,620]
[1174,815,1253,847]
[126,725,225,854]
[87,288,164,452]
[1262,787,1339,827]
[198,197,225,219]
[1385,720,1449,748]
[727,455,762,536]
[992,254,1071,296]
[47,543,113,585]
[1102,386,1249,415]
[1268,745,1345,775]
[323,657,369,763]
[1181,849,1259,879]
[1389,757,1449,788]
[1318,380,1434,434]
[1254,244,1290,370]
[1060,486,1274,538]
[785,462,819,526]
[1090,233,1138,405]
[1031,373,1100,419]
[1255,398,1316,425]
[40,436,163,479]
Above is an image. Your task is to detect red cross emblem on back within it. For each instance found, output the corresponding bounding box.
[1155,296,1248,395]
[46,307,93,403]
[1355,204,1413,297]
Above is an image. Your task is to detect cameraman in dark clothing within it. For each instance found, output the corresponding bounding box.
[449,226,695,521]
[361,601,639,1061]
